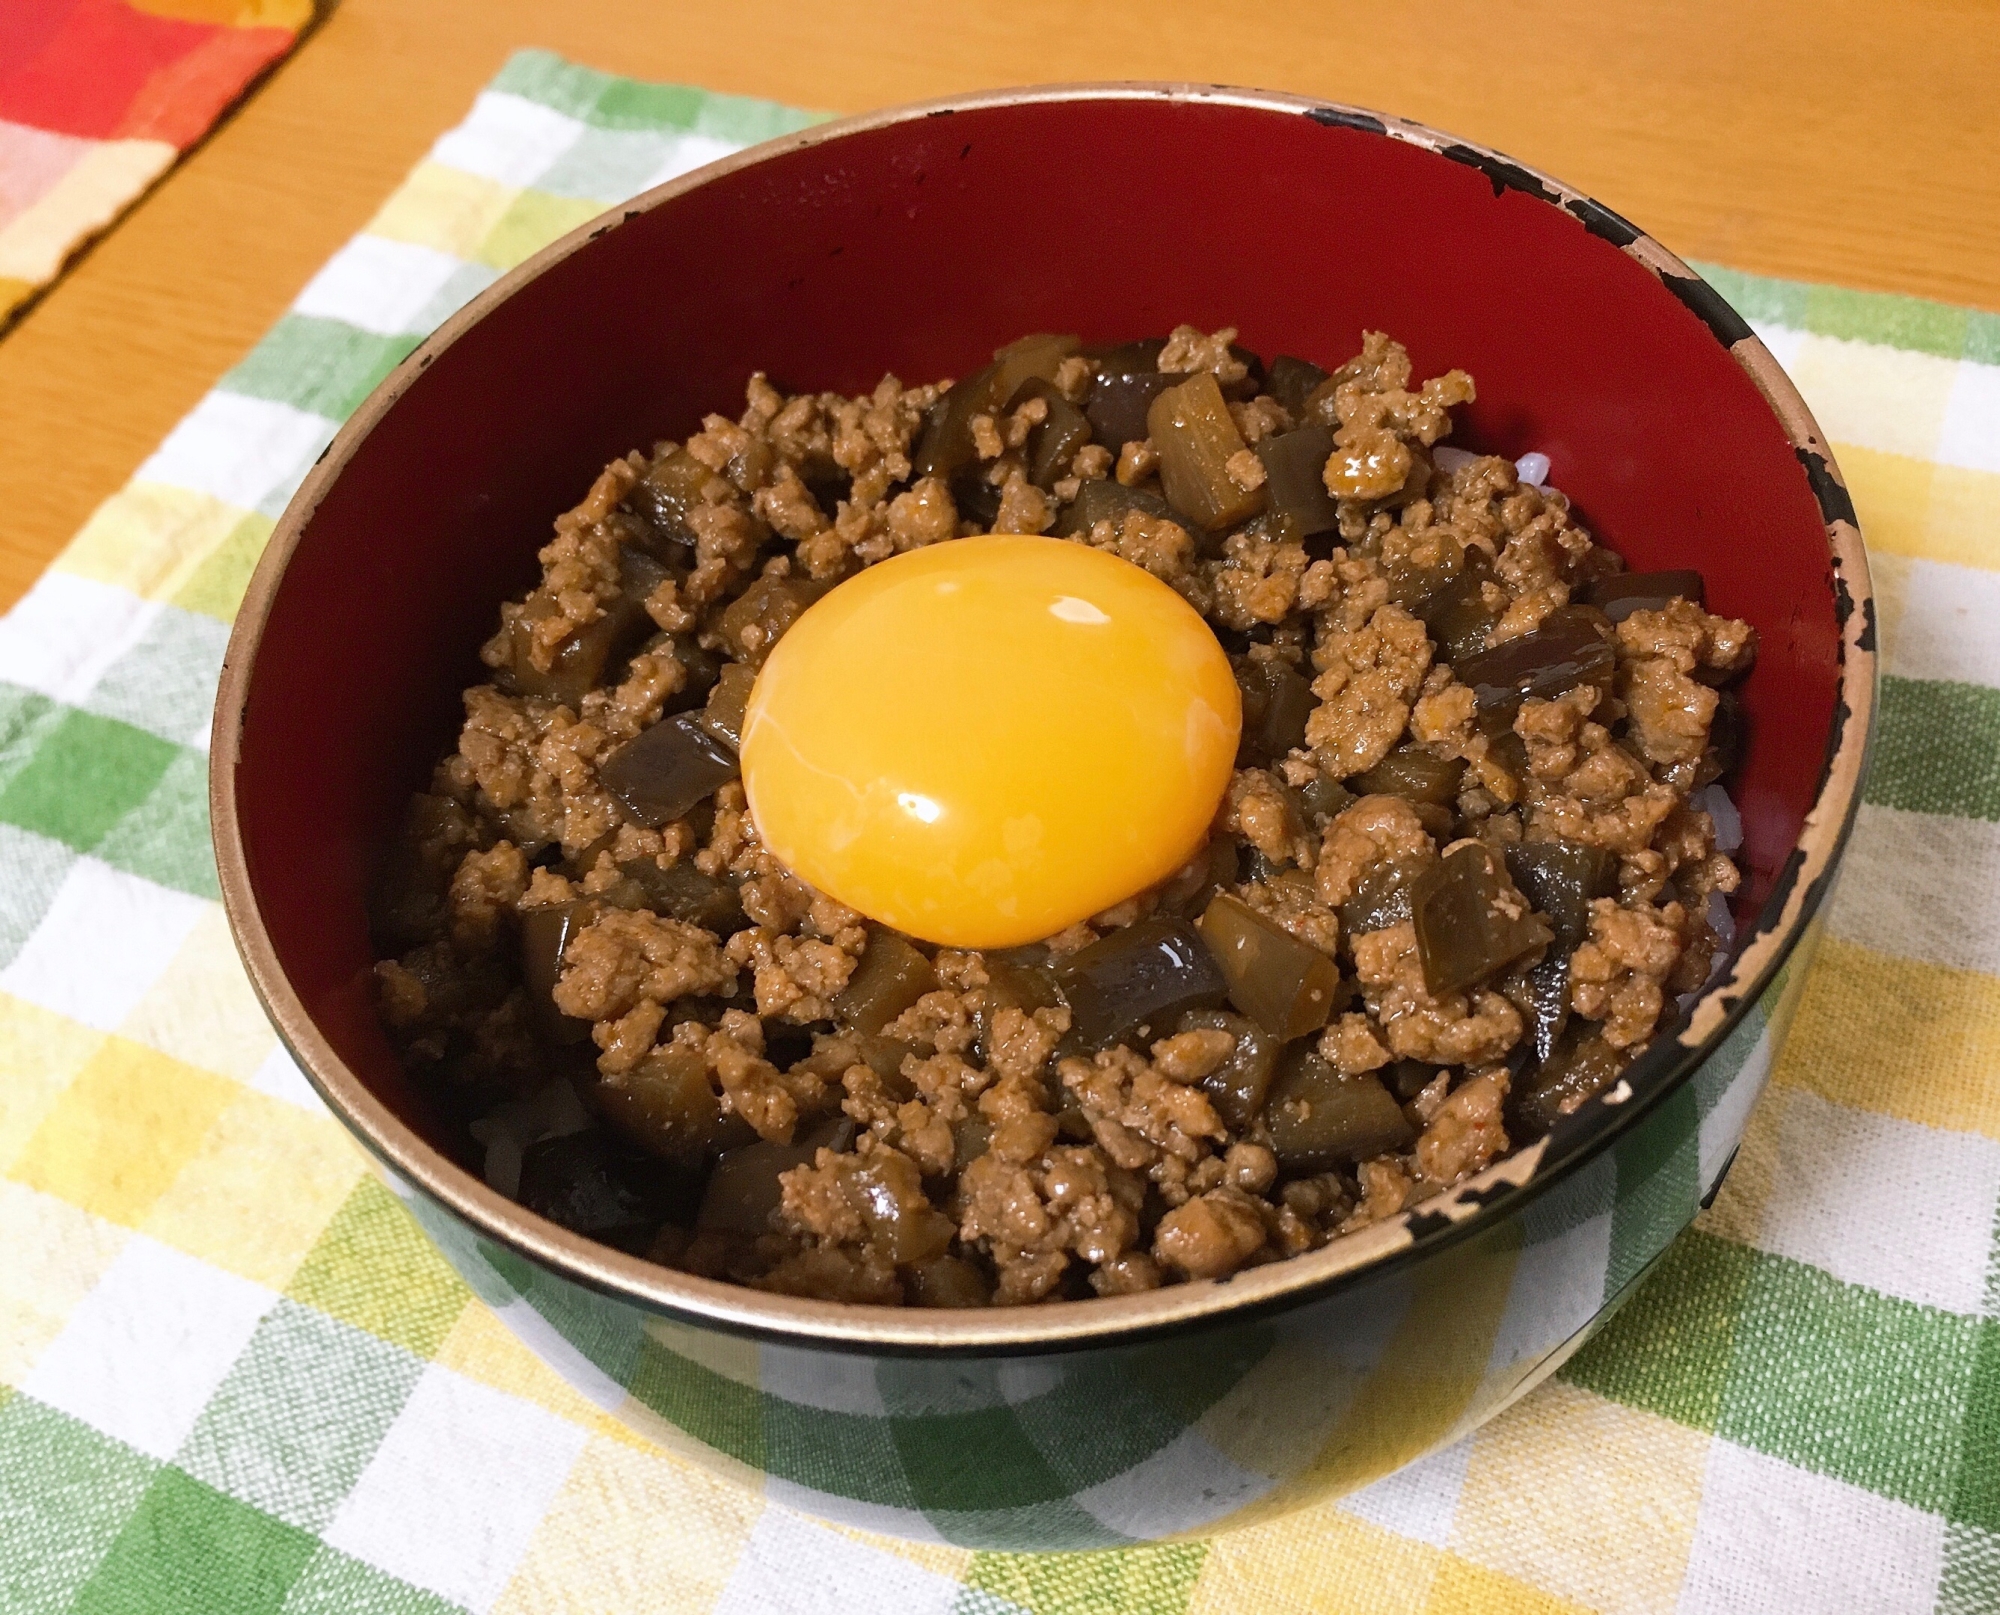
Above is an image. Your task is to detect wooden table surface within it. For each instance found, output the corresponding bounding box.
[2,0,1995,610]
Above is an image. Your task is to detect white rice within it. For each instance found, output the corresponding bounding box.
[1697,782,1744,853]
[1429,444,1551,488]
[469,1078,593,1198]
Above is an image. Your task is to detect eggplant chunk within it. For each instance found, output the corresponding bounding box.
[1263,1046,1414,1170]
[1266,354,1331,416]
[596,1041,730,1161]
[1339,853,1434,936]
[1453,606,1615,726]
[1410,843,1554,998]
[1503,839,1618,951]
[1147,373,1266,532]
[518,1131,683,1253]
[834,929,939,1036]
[599,713,738,828]
[715,574,825,668]
[1051,477,1201,540]
[1233,655,1316,762]
[697,1118,856,1236]
[1086,369,1191,453]
[1174,1007,1281,1132]
[1351,745,1466,805]
[1196,892,1347,1040]
[1295,771,1356,827]
[620,446,711,554]
[1509,1029,1626,1139]
[1255,426,1342,540]
[1054,916,1229,1046]
[520,901,597,1043]
[507,550,667,707]
[1415,548,1500,663]
[914,333,1081,484]
[696,661,758,750]
[1580,568,1705,623]
[1006,377,1094,490]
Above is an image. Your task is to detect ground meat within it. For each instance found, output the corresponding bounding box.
[1569,898,1686,1048]
[1154,1187,1269,1280]
[1414,1067,1510,1187]
[374,324,1753,1308]
[1315,795,1436,908]
[552,909,736,1022]
[1352,922,1525,1066]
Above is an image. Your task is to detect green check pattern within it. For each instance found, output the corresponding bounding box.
[1,48,1996,1614]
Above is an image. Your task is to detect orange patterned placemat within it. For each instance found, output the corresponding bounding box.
[0,0,312,330]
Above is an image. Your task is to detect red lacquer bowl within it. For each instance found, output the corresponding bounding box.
[212,86,1874,1547]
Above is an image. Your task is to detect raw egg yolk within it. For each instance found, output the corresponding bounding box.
[739,534,1241,949]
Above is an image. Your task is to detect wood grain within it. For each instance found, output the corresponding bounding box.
[2,0,1995,609]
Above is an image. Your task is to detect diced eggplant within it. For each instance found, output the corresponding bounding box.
[908,1254,993,1308]
[1147,373,1266,532]
[1339,854,1434,935]
[834,929,939,1036]
[1262,1046,1414,1170]
[1295,771,1356,827]
[1255,425,1342,540]
[1414,549,1500,662]
[507,569,659,707]
[1508,1029,1626,1139]
[951,1114,993,1171]
[696,1117,856,1236]
[972,950,1065,1057]
[620,446,712,554]
[1156,835,1244,921]
[695,661,758,750]
[1054,916,1229,1046]
[1086,337,1168,376]
[913,334,1082,483]
[1580,568,1705,623]
[663,634,722,715]
[1266,354,1331,417]
[596,1040,731,1161]
[520,901,596,1043]
[1175,1007,1280,1133]
[1697,690,1744,787]
[714,574,825,667]
[1410,843,1554,997]
[912,363,999,483]
[1196,892,1348,1040]
[1005,377,1094,490]
[1050,476,1198,540]
[1503,839,1617,951]
[1233,655,1316,763]
[1522,954,1571,1064]
[1085,370,1188,452]
[517,1131,683,1253]
[1384,1058,1441,1102]
[599,713,738,828]
[991,331,1082,399]
[608,857,745,933]
[1452,605,1615,727]
[1351,745,1467,805]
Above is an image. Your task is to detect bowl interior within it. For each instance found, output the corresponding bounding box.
[230,91,1840,1195]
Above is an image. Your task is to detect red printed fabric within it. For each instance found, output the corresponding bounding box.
[0,0,310,326]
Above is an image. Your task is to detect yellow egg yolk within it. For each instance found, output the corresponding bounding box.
[739,535,1242,949]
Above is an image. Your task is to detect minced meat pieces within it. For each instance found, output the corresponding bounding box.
[373,324,1753,1308]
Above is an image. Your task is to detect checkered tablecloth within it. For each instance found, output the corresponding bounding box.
[1,50,1995,1615]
